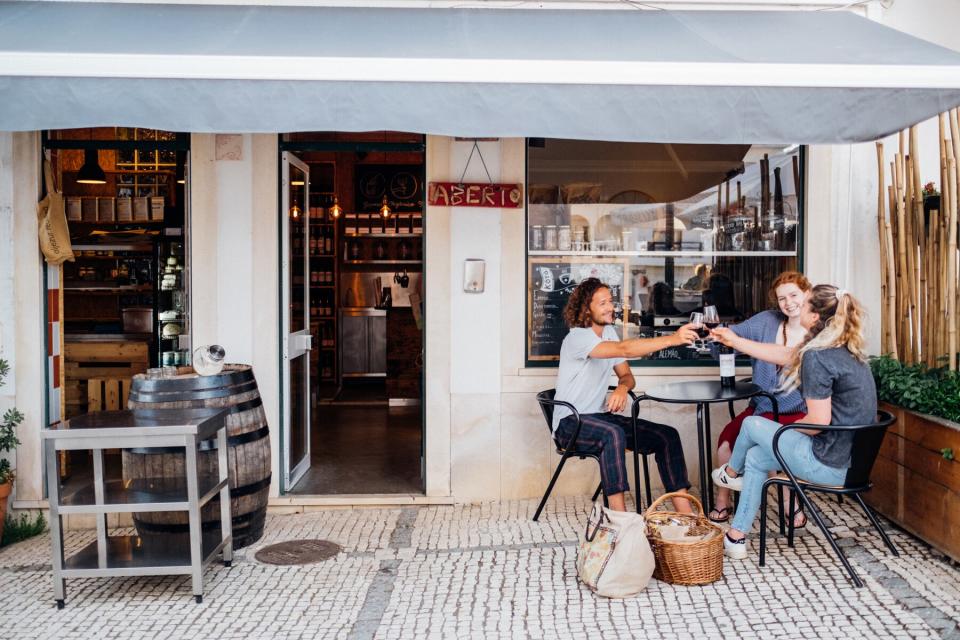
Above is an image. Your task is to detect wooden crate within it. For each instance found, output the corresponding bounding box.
[864,403,960,562]
[64,340,149,417]
[87,377,133,412]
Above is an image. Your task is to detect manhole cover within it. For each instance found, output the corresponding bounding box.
[254,539,342,565]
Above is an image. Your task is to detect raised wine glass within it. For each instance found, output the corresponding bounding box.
[689,311,706,351]
[702,305,720,353]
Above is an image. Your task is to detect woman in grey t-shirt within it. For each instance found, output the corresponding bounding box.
[709,284,877,560]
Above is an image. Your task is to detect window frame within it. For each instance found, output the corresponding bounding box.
[523,140,807,368]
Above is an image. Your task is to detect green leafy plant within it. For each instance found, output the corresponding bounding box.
[871,355,960,425]
[943,448,955,461]
[922,181,940,198]
[1,511,46,547]
[0,359,23,485]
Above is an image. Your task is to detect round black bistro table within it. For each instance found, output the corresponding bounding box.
[631,380,779,514]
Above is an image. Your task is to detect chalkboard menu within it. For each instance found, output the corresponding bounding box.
[355,164,423,213]
[528,259,626,361]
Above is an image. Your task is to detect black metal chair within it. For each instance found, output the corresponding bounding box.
[759,410,899,587]
[721,378,794,529]
[532,387,653,522]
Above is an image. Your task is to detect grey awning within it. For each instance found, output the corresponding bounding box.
[2,2,960,143]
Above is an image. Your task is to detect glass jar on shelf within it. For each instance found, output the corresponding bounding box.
[531,225,543,251]
[544,225,558,251]
[558,225,572,251]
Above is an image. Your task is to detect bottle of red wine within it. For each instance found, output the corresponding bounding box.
[719,342,736,388]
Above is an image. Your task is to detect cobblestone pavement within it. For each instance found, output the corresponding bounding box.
[1,494,959,640]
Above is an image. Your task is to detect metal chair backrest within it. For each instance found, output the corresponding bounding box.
[844,409,896,489]
[536,389,557,434]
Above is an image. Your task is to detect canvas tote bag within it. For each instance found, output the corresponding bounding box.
[576,501,655,598]
[37,156,75,265]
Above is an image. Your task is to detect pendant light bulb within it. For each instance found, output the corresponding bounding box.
[329,196,342,219]
[76,148,107,185]
[380,195,391,218]
[290,204,301,219]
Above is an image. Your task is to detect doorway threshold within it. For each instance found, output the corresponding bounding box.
[269,494,455,511]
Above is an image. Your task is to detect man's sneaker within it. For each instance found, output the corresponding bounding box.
[711,464,743,491]
[724,532,748,560]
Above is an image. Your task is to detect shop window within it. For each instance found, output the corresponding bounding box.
[525,140,803,365]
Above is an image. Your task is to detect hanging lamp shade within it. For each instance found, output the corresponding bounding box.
[76,148,106,184]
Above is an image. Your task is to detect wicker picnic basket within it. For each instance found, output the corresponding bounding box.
[644,492,724,585]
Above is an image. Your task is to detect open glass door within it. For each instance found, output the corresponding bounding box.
[281,152,311,489]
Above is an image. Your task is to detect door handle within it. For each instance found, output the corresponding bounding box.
[304,334,313,351]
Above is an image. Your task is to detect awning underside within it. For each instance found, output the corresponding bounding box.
[2,3,960,143]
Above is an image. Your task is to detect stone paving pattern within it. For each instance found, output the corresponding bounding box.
[1,494,959,639]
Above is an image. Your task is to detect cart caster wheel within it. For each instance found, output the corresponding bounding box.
[56,600,65,610]
[194,595,203,604]
[223,560,232,567]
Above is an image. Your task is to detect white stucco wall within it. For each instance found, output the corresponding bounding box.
[0,132,44,509]
[190,133,282,498]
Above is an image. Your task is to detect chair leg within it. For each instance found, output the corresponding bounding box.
[777,486,786,536]
[642,455,652,509]
[533,455,570,522]
[787,488,797,548]
[631,448,642,515]
[795,486,864,588]
[592,483,603,503]
[837,494,844,505]
[853,493,899,556]
[759,482,770,567]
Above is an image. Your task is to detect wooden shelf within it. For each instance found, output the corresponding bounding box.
[70,254,152,261]
[342,259,420,265]
[68,220,165,226]
[343,233,422,238]
[64,284,152,293]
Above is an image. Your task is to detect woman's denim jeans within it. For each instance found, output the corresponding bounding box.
[729,415,847,534]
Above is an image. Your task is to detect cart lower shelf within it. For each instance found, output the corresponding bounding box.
[63,534,230,576]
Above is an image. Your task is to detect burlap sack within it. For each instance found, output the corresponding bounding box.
[37,157,75,265]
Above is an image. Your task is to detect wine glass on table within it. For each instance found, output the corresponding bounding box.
[702,305,721,354]
[689,312,707,351]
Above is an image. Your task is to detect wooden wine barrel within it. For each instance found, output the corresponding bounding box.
[123,364,271,549]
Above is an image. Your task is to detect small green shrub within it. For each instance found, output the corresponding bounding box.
[0,359,23,485]
[871,355,960,424]
[1,511,46,547]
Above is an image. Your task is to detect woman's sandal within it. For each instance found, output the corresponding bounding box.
[708,506,734,523]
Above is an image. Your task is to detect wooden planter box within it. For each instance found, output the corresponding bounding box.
[865,402,960,562]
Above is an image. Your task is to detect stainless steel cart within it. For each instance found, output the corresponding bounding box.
[43,408,233,608]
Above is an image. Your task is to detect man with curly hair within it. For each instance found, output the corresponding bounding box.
[554,277,698,512]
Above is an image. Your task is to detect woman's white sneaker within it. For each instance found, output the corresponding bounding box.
[711,464,743,491]
[724,532,748,560]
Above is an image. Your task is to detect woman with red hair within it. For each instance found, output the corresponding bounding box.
[708,271,812,526]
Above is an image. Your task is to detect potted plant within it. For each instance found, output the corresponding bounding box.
[922,181,941,217]
[868,355,960,561]
[0,359,24,543]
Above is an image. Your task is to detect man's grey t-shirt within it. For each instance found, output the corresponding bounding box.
[552,326,626,431]
[801,347,877,469]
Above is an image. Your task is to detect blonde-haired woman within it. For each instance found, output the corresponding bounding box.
[709,285,877,559]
